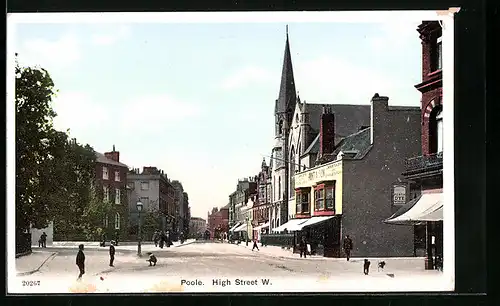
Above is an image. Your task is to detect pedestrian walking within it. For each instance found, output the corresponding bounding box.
[100,233,106,247]
[109,241,116,267]
[76,244,85,280]
[252,238,260,251]
[363,259,371,275]
[343,235,353,261]
[299,236,307,258]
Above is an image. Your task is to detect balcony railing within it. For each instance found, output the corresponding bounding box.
[405,152,443,173]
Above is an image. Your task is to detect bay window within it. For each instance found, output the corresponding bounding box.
[295,190,310,214]
[315,182,336,212]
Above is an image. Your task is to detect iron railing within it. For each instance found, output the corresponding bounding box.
[405,152,443,173]
[261,233,295,247]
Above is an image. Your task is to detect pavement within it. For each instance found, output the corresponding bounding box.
[34,239,196,252]
[11,241,450,293]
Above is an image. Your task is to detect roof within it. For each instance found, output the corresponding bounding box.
[331,127,372,159]
[275,31,297,118]
[300,103,371,156]
[95,152,128,168]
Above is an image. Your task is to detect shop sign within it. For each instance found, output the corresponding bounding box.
[295,161,342,187]
[392,184,407,205]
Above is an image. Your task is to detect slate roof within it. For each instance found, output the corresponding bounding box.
[95,152,128,168]
[330,127,372,159]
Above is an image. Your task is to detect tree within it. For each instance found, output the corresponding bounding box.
[16,57,98,239]
[15,58,58,232]
[141,205,162,240]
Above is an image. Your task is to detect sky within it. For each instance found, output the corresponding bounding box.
[12,15,423,220]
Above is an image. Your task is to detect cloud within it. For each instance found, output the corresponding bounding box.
[118,94,204,132]
[19,33,81,69]
[220,66,275,90]
[51,91,108,134]
[91,25,131,46]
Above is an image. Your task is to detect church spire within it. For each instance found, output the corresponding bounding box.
[275,25,297,121]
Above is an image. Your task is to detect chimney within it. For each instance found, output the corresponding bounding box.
[370,93,389,145]
[104,145,120,162]
[319,106,335,157]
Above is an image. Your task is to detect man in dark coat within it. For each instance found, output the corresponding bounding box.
[299,236,307,258]
[363,259,371,275]
[40,232,47,248]
[343,235,353,261]
[252,238,260,251]
[153,230,160,247]
[109,241,116,267]
[76,244,85,280]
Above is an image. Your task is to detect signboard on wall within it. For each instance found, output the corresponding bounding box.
[391,183,408,205]
[295,161,342,188]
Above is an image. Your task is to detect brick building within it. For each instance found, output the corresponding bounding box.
[385,21,444,270]
[95,146,129,241]
[251,158,272,241]
[207,206,229,239]
[275,94,421,258]
[126,166,175,236]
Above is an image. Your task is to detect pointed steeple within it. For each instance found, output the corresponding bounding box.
[275,25,297,122]
[261,157,267,169]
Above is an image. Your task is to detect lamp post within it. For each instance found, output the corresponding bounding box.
[136,201,143,257]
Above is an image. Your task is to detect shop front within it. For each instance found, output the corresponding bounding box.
[292,160,344,257]
[385,190,443,269]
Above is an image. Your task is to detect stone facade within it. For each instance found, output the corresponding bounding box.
[126,166,175,233]
[189,217,207,235]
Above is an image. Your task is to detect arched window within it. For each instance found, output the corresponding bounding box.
[273,176,276,201]
[429,106,443,154]
[114,212,120,230]
[278,177,281,200]
[278,120,284,135]
[289,147,295,198]
[436,109,443,153]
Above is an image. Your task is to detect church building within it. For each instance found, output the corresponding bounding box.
[269,28,371,232]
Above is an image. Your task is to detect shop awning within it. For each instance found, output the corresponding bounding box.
[384,192,443,225]
[233,223,248,232]
[253,222,270,231]
[289,216,335,231]
[229,223,241,232]
[272,219,308,232]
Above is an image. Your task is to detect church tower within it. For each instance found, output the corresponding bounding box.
[271,26,297,229]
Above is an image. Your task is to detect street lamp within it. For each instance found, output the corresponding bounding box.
[136,201,143,257]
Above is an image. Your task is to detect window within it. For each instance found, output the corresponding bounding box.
[127,182,135,190]
[289,147,295,198]
[115,171,120,182]
[273,177,276,201]
[296,190,310,214]
[103,186,109,202]
[103,214,108,228]
[315,188,324,210]
[102,167,109,180]
[114,212,120,230]
[141,181,150,190]
[325,185,335,210]
[140,197,149,208]
[437,36,442,70]
[278,177,281,200]
[115,188,121,204]
[436,110,443,153]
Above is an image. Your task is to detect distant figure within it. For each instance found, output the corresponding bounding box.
[343,235,353,261]
[153,230,160,247]
[377,261,386,271]
[299,236,307,258]
[146,252,157,266]
[39,232,47,248]
[109,241,116,267]
[76,244,85,280]
[363,259,371,275]
[100,233,106,247]
[252,238,260,251]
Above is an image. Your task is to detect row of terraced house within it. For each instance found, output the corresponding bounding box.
[218,21,443,270]
[30,145,192,246]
